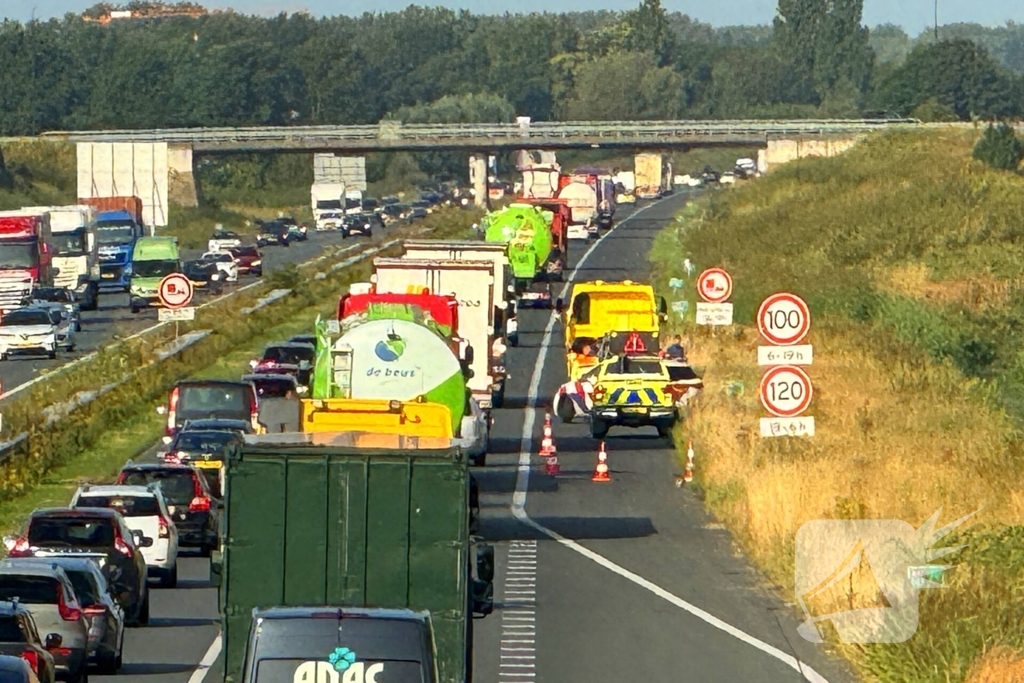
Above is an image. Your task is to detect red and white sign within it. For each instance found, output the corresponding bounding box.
[759,365,813,417]
[158,273,194,309]
[757,292,811,345]
[697,268,732,303]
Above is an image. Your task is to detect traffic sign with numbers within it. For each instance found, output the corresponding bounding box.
[158,273,194,309]
[697,268,733,303]
[759,365,813,417]
[757,292,811,346]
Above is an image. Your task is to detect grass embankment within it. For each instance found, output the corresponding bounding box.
[0,141,76,208]
[0,208,479,537]
[651,129,1024,682]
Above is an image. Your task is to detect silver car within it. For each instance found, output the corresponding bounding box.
[7,558,124,675]
[0,562,89,683]
[0,305,75,360]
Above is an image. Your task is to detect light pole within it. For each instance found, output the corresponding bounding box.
[934,0,939,41]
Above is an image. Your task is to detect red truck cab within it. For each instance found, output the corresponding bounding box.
[0,213,54,311]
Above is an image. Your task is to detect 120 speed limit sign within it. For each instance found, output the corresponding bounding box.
[759,365,813,417]
[757,292,811,345]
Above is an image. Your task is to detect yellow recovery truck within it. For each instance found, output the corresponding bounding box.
[555,280,667,381]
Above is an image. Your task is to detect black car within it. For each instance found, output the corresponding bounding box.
[361,198,380,214]
[250,341,315,386]
[23,287,82,332]
[420,192,442,205]
[183,259,225,294]
[117,463,219,557]
[2,508,150,627]
[381,203,407,224]
[0,601,57,683]
[407,207,428,221]
[701,166,720,183]
[341,215,373,238]
[255,220,291,248]
[287,334,316,347]
[163,429,243,499]
[241,373,302,434]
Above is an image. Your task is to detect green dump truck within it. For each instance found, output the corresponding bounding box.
[218,433,494,683]
[483,202,563,307]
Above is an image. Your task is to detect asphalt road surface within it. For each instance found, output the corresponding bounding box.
[0,226,388,399]
[88,195,859,682]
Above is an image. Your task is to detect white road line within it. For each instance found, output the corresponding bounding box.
[509,199,834,683]
[186,633,222,683]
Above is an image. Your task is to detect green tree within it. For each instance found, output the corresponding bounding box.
[622,0,677,66]
[561,51,684,120]
[972,123,1024,171]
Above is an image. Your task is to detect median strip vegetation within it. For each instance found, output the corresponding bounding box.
[0,208,480,525]
[653,129,1024,682]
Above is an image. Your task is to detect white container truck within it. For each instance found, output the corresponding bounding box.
[310,182,345,223]
[398,240,519,347]
[371,256,508,410]
[22,205,100,310]
[344,188,364,216]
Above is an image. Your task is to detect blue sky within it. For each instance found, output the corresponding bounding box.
[4,0,1023,33]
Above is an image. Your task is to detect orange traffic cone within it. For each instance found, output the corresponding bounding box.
[592,442,611,482]
[539,413,556,457]
[683,440,695,483]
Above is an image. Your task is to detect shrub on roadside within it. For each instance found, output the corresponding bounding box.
[972,123,1024,171]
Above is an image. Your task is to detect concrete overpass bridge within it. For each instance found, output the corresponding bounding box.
[31,118,922,226]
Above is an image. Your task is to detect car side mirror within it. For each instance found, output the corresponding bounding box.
[45,633,62,650]
[476,544,495,583]
[131,529,144,545]
[554,298,564,314]
[657,296,668,315]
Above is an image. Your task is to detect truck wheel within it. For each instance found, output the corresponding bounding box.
[590,418,609,439]
[508,333,519,347]
[130,305,140,315]
[47,348,57,360]
[491,384,505,410]
[657,425,673,439]
[84,287,99,311]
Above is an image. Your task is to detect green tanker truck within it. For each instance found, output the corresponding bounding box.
[483,202,566,308]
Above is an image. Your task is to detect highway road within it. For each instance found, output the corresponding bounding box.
[82,195,859,682]
[0,226,386,399]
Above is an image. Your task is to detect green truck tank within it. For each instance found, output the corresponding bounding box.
[218,434,494,683]
[483,203,552,286]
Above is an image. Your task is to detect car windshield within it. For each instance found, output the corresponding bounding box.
[1,310,53,327]
[262,346,312,365]
[31,288,70,303]
[174,432,236,452]
[231,247,259,257]
[212,232,237,240]
[0,242,37,269]
[609,358,664,375]
[252,378,296,397]
[133,260,179,278]
[65,570,100,606]
[27,517,115,548]
[0,615,25,641]
[96,224,136,245]
[76,495,161,517]
[0,577,59,605]
[50,232,87,256]
[320,213,342,220]
[119,471,195,505]
[179,385,250,413]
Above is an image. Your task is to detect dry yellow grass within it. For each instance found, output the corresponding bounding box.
[876,263,1024,310]
[678,318,1024,604]
[964,647,1024,683]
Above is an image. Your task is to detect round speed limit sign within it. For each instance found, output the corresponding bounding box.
[757,292,811,345]
[759,365,813,417]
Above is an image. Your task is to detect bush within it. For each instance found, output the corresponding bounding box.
[972,123,1024,171]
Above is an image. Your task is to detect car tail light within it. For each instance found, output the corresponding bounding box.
[190,476,211,512]
[164,452,182,465]
[158,515,170,538]
[82,604,106,618]
[167,387,179,435]
[56,584,82,622]
[21,650,38,673]
[7,537,31,557]
[250,391,259,432]
[593,385,606,401]
[114,536,132,557]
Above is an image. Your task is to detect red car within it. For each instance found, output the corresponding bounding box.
[229,245,263,276]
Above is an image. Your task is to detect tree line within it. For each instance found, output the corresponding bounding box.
[1,0,1023,136]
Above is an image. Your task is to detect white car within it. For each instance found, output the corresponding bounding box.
[207,229,242,253]
[70,484,180,588]
[201,252,239,282]
[0,304,75,360]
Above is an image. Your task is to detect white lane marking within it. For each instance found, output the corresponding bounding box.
[510,200,833,683]
[186,632,222,683]
[498,539,537,682]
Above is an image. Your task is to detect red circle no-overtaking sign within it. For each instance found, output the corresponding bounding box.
[158,273,194,309]
[697,267,733,303]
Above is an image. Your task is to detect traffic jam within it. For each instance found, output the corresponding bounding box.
[0,158,818,683]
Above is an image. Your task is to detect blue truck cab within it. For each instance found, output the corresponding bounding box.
[96,210,144,292]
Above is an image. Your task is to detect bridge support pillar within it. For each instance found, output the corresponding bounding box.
[758,137,861,173]
[469,154,489,208]
[167,144,199,208]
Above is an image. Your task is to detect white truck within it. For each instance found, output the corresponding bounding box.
[556,179,599,240]
[634,153,666,199]
[398,240,519,347]
[344,188,364,216]
[521,166,561,199]
[310,182,346,224]
[23,205,101,311]
[371,256,509,411]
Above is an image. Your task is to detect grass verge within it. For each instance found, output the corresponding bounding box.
[651,129,1024,682]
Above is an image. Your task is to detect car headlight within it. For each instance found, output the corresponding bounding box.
[123,264,133,276]
[251,260,261,267]
[211,273,221,281]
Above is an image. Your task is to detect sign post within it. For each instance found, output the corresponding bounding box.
[756,292,814,436]
[696,267,734,327]
[158,273,195,339]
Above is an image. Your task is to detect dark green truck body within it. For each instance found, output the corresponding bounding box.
[219,434,473,683]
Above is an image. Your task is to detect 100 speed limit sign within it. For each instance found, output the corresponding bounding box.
[759,365,813,417]
[757,292,811,345]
